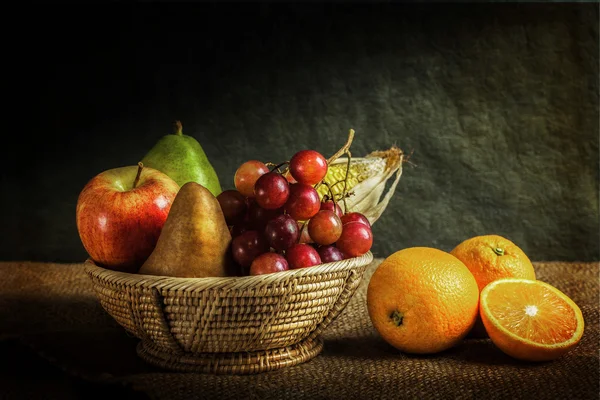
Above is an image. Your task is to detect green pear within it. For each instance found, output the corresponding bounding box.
[141,121,222,196]
[138,182,236,278]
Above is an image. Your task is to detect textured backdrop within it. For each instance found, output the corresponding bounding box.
[4,3,598,263]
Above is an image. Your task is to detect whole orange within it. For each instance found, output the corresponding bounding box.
[367,247,480,354]
[450,235,536,337]
[450,235,536,292]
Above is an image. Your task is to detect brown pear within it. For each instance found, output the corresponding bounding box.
[138,182,236,278]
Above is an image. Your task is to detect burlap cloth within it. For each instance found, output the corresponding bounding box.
[1,260,598,400]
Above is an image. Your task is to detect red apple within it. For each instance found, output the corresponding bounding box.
[76,163,179,272]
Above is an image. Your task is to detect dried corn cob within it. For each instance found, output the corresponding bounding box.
[318,146,404,225]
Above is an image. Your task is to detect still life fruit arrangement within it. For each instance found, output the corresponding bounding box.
[76,121,585,373]
[76,124,396,279]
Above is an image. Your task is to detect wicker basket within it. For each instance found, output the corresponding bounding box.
[85,251,373,374]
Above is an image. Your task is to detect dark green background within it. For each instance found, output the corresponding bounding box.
[4,3,598,263]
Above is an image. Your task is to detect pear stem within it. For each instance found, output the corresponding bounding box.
[174,120,183,136]
[133,162,144,188]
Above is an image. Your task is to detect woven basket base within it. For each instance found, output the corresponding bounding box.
[136,337,324,375]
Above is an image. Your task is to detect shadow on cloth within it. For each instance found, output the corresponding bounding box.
[0,338,150,400]
[1,293,116,338]
[18,330,155,380]
[321,335,555,367]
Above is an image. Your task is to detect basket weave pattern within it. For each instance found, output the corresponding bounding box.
[85,251,373,373]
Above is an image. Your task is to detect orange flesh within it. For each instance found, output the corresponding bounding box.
[486,282,578,345]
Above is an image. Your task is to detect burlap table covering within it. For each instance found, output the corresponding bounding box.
[1,260,598,400]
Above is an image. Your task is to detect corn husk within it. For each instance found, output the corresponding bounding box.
[318,145,404,225]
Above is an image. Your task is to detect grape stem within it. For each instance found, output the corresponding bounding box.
[327,129,355,165]
[314,128,356,195]
[341,149,352,212]
[298,220,308,244]
[320,181,339,212]
[270,161,289,173]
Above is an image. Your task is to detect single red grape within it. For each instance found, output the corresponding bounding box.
[217,190,247,225]
[231,230,269,268]
[247,200,283,231]
[285,183,321,220]
[254,172,290,210]
[308,210,343,245]
[336,221,373,258]
[320,200,343,218]
[234,160,269,197]
[264,214,299,251]
[250,252,289,276]
[286,244,322,269]
[289,150,328,185]
[317,245,345,263]
[341,212,371,228]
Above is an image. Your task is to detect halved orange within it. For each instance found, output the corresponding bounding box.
[480,278,584,362]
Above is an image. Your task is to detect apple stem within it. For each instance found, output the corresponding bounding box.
[133,162,144,188]
[174,120,183,136]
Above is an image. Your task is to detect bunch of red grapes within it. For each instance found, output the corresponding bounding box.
[217,149,373,276]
